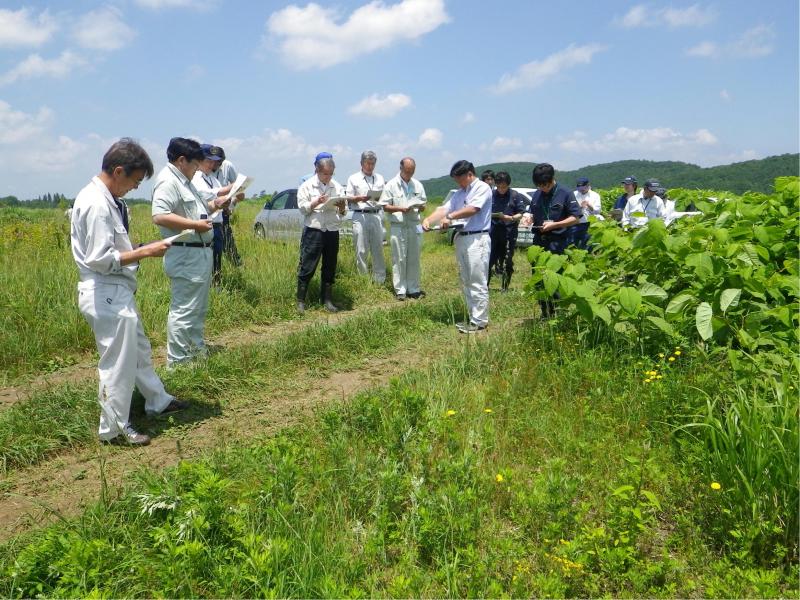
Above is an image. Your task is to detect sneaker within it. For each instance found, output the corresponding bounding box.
[147,399,190,417]
[458,322,487,334]
[104,425,150,446]
[396,293,406,301]
[408,291,426,299]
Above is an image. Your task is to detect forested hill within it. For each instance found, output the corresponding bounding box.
[420,153,799,197]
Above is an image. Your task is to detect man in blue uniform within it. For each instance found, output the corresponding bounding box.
[488,171,527,291]
[522,163,581,318]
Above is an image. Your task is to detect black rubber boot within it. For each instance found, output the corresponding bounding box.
[322,283,339,313]
[296,281,308,314]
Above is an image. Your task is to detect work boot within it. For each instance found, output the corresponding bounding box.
[322,283,339,313]
[296,281,308,314]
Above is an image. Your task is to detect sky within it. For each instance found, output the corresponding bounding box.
[1,0,798,199]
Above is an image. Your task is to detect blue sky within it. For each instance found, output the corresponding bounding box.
[1,0,797,199]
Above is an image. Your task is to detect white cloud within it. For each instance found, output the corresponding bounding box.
[72,7,136,51]
[461,112,475,125]
[615,4,716,28]
[135,0,196,8]
[0,101,54,144]
[0,8,57,47]
[493,44,607,94]
[720,89,731,102]
[418,128,443,149]
[0,51,86,86]
[348,93,412,118]
[559,126,719,154]
[265,0,449,70]
[686,25,775,59]
[490,136,522,150]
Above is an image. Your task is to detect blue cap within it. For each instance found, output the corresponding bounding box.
[576,177,589,187]
[621,176,637,185]
[314,151,333,164]
[201,144,223,161]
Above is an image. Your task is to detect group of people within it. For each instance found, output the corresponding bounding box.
[70,136,673,446]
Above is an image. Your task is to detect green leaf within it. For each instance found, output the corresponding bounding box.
[719,288,741,313]
[641,490,662,511]
[591,302,612,325]
[558,274,577,298]
[666,293,695,316]
[696,302,714,340]
[545,253,568,272]
[618,287,642,315]
[542,270,559,296]
[639,282,668,301]
[646,316,676,336]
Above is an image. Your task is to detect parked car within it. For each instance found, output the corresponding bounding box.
[439,187,535,247]
[253,188,353,240]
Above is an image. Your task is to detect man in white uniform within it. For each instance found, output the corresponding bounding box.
[71,138,187,446]
[380,157,427,300]
[296,157,347,313]
[571,176,603,248]
[423,160,492,333]
[346,150,386,284]
[622,179,666,228]
[152,137,230,367]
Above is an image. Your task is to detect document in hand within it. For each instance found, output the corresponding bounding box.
[365,189,382,207]
[164,229,195,244]
[323,195,355,209]
[225,174,254,201]
[406,197,426,209]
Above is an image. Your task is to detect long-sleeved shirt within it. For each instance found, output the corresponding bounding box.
[379,174,427,225]
[442,178,492,232]
[192,170,224,223]
[71,176,138,291]
[215,160,237,186]
[526,183,582,235]
[151,163,213,243]
[297,174,345,231]
[573,189,602,223]
[621,193,666,228]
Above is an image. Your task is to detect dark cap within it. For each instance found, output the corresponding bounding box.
[621,176,637,185]
[576,177,589,187]
[201,144,223,161]
[656,187,668,199]
[643,179,661,191]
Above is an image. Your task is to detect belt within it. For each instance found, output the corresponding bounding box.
[172,241,212,248]
[458,229,490,236]
[353,209,380,213]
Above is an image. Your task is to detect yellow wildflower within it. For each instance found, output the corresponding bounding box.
[658,353,665,358]
[710,481,721,490]
[668,356,676,362]
[484,408,493,414]
[656,375,663,379]
[446,410,456,417]
[674,350,682,356]
[495,473,504,483]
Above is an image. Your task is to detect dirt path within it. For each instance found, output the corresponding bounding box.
[0,298,413,410]
[0,315,518,542]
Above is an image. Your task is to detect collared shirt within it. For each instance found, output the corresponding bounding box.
[71,176,138,291]
[613,192,631,211]
[442,178,492,232]
[192,170,224,223]
[151,163,213,243]
[574,189,602,223]
[345,170,386,211]
[621,192,666,228]
[297,174,345,231]
[491,188,528,228]
[379,173,427,225]
[526,183,582,235]
[215,160,237,186]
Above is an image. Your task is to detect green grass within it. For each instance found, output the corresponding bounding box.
[1,324,795,598]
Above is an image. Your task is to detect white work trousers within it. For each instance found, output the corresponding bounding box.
[164,246,212,367]
[455,232,490,327]
[352,212,386,283]
[78,281,173,440]
[389,223,422,295]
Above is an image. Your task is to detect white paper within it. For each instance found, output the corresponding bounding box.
[406,198,426,210]
[164,229,195,244]
[225,173,253,201]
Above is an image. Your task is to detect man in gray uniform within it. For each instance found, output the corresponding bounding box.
[151,137,230,367]
[71,138,188,445]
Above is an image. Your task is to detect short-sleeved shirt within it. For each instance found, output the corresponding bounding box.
[215,160,237,186]
[71,176,138,291]
[527,183,582,235]
[379,174,427,225]
[621,193,666,228]
[345,171,385,210]
[151,163,213,243]
[442,178,492,232]
[491,189,528,229]
[192,170,224,223]
[297,174,345,231]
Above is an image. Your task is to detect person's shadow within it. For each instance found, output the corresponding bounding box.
[128,390,222,439]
